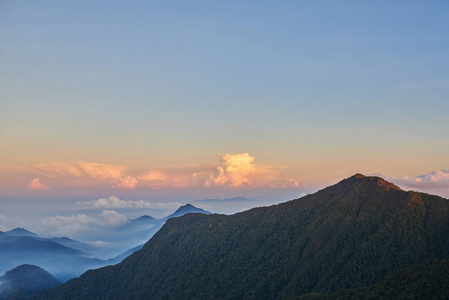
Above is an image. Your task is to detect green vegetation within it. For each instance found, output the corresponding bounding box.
[36,174,449,299]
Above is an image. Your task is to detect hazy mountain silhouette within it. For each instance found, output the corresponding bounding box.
[163,203,210,220]
[0,204,210,283]
[5,228,38,237]
[36,174,449,299]
[0,234,105,282]
[0,264,60,299]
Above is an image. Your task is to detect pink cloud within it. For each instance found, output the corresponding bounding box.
[114,176,138,189]
[27,178,50,190]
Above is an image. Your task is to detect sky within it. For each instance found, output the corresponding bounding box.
[1,1,448,234]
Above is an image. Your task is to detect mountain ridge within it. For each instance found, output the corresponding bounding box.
[36,174,449,299]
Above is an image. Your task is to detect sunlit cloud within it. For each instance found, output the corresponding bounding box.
[5,154,302,192]
[27,178,50,190]
[114,176,138,189]
[188,153,301,189]
[268,179,299,188]
[189,153,256,187]
[32,162,126,179]
[139,170,169,182]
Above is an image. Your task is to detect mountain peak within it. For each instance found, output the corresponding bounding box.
[344,173,402,191]
[163,204,210,220]
[6,227,38,237]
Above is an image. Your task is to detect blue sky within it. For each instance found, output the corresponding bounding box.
[1,1,448,231]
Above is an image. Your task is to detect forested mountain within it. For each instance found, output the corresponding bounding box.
[0,264,60,299]
[36,174,449,299]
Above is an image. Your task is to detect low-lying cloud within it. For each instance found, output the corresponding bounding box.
[38,210,129,237]
[77,196,182,210]
[390,170,449,189]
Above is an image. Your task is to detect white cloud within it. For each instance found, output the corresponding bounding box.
[38,210,129,237]
[76,196,183,210]
[390,170,449,189]
[99,210,128,227]
[27,178,50,190]
[0,215,25,231]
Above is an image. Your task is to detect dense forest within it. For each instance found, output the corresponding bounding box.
[36,174,449,299]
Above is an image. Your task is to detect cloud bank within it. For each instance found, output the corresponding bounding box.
[391,170,449,190]
[38,210,129,237]
[77,196,182,210]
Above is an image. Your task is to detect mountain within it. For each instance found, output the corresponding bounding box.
[5,228,38,237]
[106,244,144,265]
[0,264,60,299]
[0,235,104,282]
[48,237,98,255]
[130,215,158,222]
[163,203,211,220]
[36,174,449,299]
[195,196,254,202]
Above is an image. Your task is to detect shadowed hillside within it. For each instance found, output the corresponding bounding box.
[36,174,449,299]
[0,264,60,299]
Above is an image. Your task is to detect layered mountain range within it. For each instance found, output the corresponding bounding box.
[0,204,209,283]
[35,174,449,299]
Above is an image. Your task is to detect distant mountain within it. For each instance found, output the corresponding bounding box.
[0,235,104,282]
[48,237,98,256]
[130,215,158,222]
[111,204,209,259]
[0,264,60,299]
[5,227,38,237]
[163,203,210,220]
[195,196,254,203]
[37,174,449,299]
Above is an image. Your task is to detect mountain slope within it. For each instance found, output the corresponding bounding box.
[0,264,60,299]
[299,258,449,299]
[37,174,449,299]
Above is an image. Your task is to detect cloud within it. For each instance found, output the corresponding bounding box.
[390,170,449,189]
[76,196,183,210]
[189,153,256,187]
[114,176,138,189]
[0,215,25,231]
[139,170,169,182]
[38,210,129,237]
[99,210,129,227]
[268,179,299,188]
[32,162,126,179]
[27,178,50,190]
